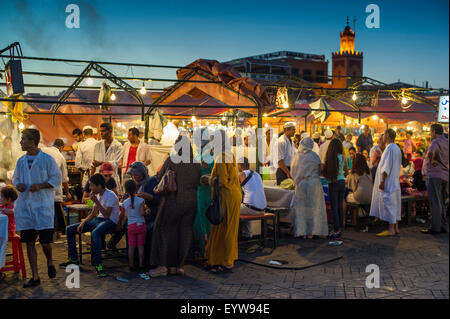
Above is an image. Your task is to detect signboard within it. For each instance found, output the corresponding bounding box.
[438,95,449,123]
[5,59,24,97]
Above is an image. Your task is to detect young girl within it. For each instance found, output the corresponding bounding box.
[0,185,18,281]
[122,180,146,274]
[323,139,348,240]
[0,185,18,237]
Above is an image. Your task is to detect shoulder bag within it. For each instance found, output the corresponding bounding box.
[206,177,223,225]
[153,160,177,195]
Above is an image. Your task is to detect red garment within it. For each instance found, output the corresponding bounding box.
[0,204,15,235]
[126,146,138,173]
[413,157,424,172]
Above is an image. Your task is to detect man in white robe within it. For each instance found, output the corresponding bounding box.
[91,122,123,192]
[13,129,62,288]
[370,129,402,236]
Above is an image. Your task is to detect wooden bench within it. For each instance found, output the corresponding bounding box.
[401,195,429,225]
[77,228,127,265]
[346,202,371,231]
[265,207,289,237]
[239,213,277,249]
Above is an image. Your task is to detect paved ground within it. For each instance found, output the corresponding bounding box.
[0,222,448,299]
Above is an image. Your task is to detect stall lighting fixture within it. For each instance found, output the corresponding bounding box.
[86,77,93,86]
[393,127,397,131]
[263,113,268,117]
[346,119,351,125]
[111,93,116,101]
[139,83,147,95]
[18,122,25,130]
[380,119,384,123]
[191,116,196,122]
[283,101,289,109]
[401,97,408,105]
[372,115,378,120]
[352,92,357,101]
[222,116,226,121]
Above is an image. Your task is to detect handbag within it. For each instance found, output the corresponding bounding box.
[153,161,177,195]
[206,177,223,225]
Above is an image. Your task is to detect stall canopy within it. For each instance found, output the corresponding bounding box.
[148,59,273,117]
[265,96,438,124]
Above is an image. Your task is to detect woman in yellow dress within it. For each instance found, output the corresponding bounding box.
[203,130,242,273]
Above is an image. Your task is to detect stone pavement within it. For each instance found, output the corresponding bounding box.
[0,224,448,299]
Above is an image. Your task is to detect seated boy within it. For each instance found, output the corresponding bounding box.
[60,174,120,277]
[238,157,267,239]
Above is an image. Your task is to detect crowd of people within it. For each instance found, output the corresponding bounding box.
[0,121,448,288]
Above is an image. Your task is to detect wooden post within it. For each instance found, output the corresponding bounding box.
[256,105,262,174]
[144,114,149,143]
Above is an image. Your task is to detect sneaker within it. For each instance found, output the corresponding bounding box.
[59,259,79,269]
[95,265,107,278]
[48,265,56,279]
[23,277,40,288]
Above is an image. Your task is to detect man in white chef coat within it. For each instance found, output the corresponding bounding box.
[13,129,62,288]
[370,129,402,237]
[91,122,123,192]
[276,122,296,185]
[75,126,98,186]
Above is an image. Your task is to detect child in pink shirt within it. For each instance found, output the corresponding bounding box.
[0,186,18,237]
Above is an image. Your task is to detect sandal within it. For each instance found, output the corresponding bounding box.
[176,268,185,276]
[148,268,168,277]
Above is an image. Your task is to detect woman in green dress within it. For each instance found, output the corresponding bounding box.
[193,130,214,259]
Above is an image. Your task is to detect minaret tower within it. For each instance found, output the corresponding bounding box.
[332,17,363,88]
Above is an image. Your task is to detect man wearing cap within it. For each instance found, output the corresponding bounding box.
[276,122,296,185]
[357,125,373,153]
[312,132,321,146]
[301,132,320,156]
[319,130,333,164]
[92,122,123,192]
[75,126,99,187]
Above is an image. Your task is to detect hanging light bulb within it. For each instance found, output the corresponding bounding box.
[352,92,357,101]
[346,119,351,125]
[263,113,268,117]
[206,121,210,126]
[393,126,397,131]
[265,123,269,128]
[111,93,116,101]
[19,122,25,130]
[283,101,289,108]
[86,77,93,86]
[191,116,196,122]
[222,116,226,121]
[380,119,384,123]
[372,115,378,120]
[139,82,147,95]
[401,97,408,105]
